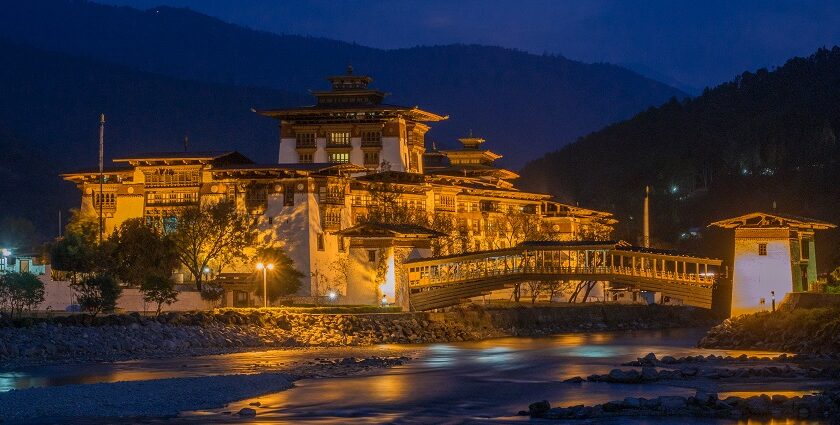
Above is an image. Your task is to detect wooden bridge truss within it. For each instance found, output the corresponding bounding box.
[404,241,725,311]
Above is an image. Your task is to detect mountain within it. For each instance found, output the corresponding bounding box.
[520,47,840,272]
[0,38,304,237]
[0,0,686,168]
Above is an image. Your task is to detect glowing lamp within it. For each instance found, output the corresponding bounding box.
[1,249,9,257]
[328,291,337,300]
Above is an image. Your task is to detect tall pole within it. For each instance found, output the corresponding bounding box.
[643,185,650,248]
[262,268,268,308]
[98,113,105,244]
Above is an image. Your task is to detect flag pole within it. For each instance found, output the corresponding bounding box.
[98,113,105,244]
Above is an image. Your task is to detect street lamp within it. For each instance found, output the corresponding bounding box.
[256,262,274,308]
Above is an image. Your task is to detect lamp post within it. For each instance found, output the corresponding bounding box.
[771,291,776,312]
[256,262,274,308]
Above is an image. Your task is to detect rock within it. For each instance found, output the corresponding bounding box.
[661,355,677,364]
[744,395,771,415]
[641,366,658,381]
[237,408,257,416]
[658,396,687,412]
[622,397,642,409]
[642,352,657,364]
[528,400,551,418]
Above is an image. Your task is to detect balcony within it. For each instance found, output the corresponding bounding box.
[320,193,345,205]
[361,139,382,148]
[295,140,316,150]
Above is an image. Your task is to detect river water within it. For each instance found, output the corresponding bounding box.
[2,328,828,424]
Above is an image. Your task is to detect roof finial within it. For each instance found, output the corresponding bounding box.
[347,64,354,75]
[431,141,437,150]
[468,128,473,137]
[772,200,777,210]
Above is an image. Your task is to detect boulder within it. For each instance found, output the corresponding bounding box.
[237,408,257,417]
[528,400,551,418]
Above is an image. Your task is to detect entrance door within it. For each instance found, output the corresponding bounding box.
[801,266,809,292]
[19,259,29,273]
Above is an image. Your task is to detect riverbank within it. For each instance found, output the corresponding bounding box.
[0,353,410,422]
[699,307,840,354]
[0,304,716,367]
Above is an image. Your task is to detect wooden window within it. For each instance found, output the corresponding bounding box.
[329,152,349,163]
[361,130,381,146]
[298,152,313,163]
[284,183,295,206]
[338,237,346,252]
[296,132,315,148]
[758,243,768,256]
[327,132,351,146]
[368,250,377,263]
[317,233,325,251]
[364,151,379,166]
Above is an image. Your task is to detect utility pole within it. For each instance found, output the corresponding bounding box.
[643,185,650,248]
[98,113,105,244]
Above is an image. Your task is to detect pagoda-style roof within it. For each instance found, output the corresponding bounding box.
[112,151,254,167]
[212,162,366,178]
[709,212,836,230]
[426,164,520,181]
[335,223,446,239]
[256,68,447,123]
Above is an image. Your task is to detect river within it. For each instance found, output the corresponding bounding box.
[1,328,828,424]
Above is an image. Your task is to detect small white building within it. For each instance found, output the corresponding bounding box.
[710,212,836,315]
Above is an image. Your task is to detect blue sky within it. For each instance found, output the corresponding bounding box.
[98,0,840,92]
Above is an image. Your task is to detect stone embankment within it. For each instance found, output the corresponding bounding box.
[699,308,840,354]
[0,304,715,365]
[524,391,840,420]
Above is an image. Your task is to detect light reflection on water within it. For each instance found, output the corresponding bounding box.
[2,328,829,424]
[178,328,827,424]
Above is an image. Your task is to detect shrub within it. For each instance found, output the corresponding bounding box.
[0,272,45,317]
[73,274,122,316]
[140,275,179,316]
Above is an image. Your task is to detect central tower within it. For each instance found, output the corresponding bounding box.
[257,67,447,173]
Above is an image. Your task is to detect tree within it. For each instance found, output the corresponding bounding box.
[73,274,122,316]
[110,218,178,287]
[49,209,105,284]
[254,246,305,301]
[167,200,255,290]
[0,272,45,317]
[526,281,543,304]
[140,275,178,315]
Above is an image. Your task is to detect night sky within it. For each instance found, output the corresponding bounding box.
[97,0,840,93]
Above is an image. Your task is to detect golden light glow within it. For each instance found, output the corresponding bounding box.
[256,262,265,270]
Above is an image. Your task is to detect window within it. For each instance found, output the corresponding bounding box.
[298,153,313,163]
[93,192,116,209]
[143,169,200,187]
[338,237,346,252]
[758,243,768,256]
[368,249,377,263]
[327,131,351,146]
[364,151,379,166]
[361,130,381,146]
[801,239,810,260]
[296,132,316,148]
[284,183,295,206]
[329,152,350,163]
[317,233,325,251]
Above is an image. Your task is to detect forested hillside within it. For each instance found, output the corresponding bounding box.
[520,47,840,272]
[0,0,684,167]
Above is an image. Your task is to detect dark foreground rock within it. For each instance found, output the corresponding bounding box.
[525,390,840,420]
[699,308,840,354]
[0,304,715,366]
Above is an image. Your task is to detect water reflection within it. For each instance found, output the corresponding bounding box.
[3,328,830,424]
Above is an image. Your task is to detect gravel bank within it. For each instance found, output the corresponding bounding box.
[0,355,408,422]
[0,304,716,367]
